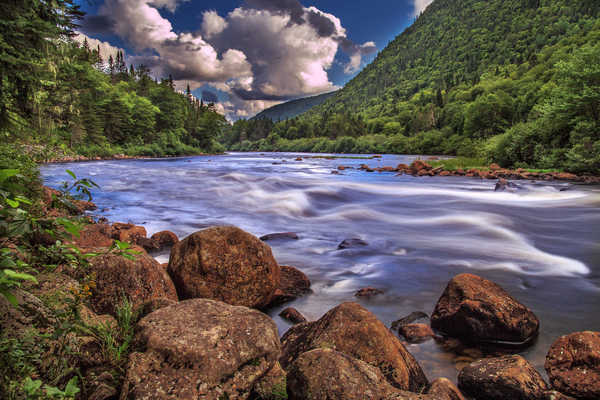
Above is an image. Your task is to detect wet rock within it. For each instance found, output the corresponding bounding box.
[280,307,307,324]
[545,331,600,399]
[331,170,340,174]
[391,311,429,331]
[439,171,452,177]
[150,230,178,250]
[355,287,385,298]
[554,173,578,181]
[410,160,432,175]
[121,299,281,400]
[431,273,539,345]
[427,378,466,400]
[280,302,428,392]
[287,348,400,400]
[398,324,435,344]
[338,238,368,249]
[268,265,311,307]
[397,163,410,171]
[495,178,519,192]
[295,157,303,161]
[88,251,178,316]
[260,232,299,241]
[458,355,548,400]
[167,226,280,308]
[543,390,576,400]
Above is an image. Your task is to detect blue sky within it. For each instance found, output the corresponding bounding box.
[75,0,430,118]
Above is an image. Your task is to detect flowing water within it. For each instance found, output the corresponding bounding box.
[41,152,600,381]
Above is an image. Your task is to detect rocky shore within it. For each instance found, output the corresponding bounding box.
[2,188,599,400]
[342,159,600,184]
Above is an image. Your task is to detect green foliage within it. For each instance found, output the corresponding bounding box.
[224,0,600,174]
[252,91,337,122]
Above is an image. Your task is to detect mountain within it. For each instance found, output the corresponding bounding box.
[226,0,600,174]
[251,91,338,121]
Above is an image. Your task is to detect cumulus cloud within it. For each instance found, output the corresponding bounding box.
[414,0,434,15]
[74,32,124,61]
[81,0,376,119]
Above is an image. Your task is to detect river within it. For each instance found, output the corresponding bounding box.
[41,152,600,382]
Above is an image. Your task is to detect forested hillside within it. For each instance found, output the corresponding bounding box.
[0,1,226,159]
[251,91,337,121]
[225,0,600,174]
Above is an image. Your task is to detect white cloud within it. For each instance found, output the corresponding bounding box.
[74,32,124,61]
[414,0,434,15]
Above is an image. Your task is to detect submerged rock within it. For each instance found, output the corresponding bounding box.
[355,287,385,298]
[431,273,539,345]
[167,226,280,309]
[337,238,368,249]
[391,311,429,331]
[398,324,435,344]
[280,302,428,392]
[121,299,281,400]
[458,355,548,400]
[495,178,519,192]
[545,331,600,400]
[260,232,299,241]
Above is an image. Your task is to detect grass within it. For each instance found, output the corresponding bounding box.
[428,157,488,171]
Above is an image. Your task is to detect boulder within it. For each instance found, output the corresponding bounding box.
[280,307,308,324]
[167,226,280,309]
[398,324,435,344]
[338,238,368,249]
[0,288,55,337]
[286,348,399,400]
[490,163,502,171]
[251,362,287,400]
[410,160,432,175]
[427,378,465,400]
[71,223,114,250]
[111,223,147,244]
[280,302,428,392]
[495,178,519,192]
[150,230,179,250]
[458,355,548,400]
[431,273,539,344]
[121,299,281,400]
[260,232,299,241]
[88,251,178,316]
[269,265,311,307]
[545,331,600,399]
[391,312,429,331]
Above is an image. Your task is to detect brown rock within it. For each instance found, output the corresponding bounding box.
[280,307,307,324]
[74,200,98,213]
[79,305,117,330]
[88,251,178,316]
[280,302,428,392]
[490,163,502,170]
[458,355,548,400]
[338,165,347,170]
[431,273,539,344]
[121,299,281,400]
[554,173,578,181]
[150,230,178,250]
[134,298,178,321]
[167,226,280,308]
[355,287,385,298]
[72,223,114,250]
[545,331,600,399]
[260,232,299,241]
[439,171,451,177]
[251,362,287,400]
[543,390,576,400]
[269,266,311,307]
[398,324,435,344]
[410,160,432,174]
[397,163,410,171]
[111,223,147,244]
[0,289,55,337]
[427,378,466,400]
[295,157,303,161]
[287,348,399,400]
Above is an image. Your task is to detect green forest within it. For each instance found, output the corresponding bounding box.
[224,0,600,174]
[1,0,226,159]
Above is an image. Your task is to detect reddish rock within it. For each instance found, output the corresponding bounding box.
[410,160,432,175]
[71,223,114,250]
[545,331,600,399]
[251,362,287,400]
[287,348,400,400]
[379,166,397,172]
[88,251,178,317]
[458,355,549,400]
[554,172,578,181]
[73,200,98,213]
[338,165,346,170]
[295,157,303,161]
[427,378,466,400]
[398,324,435,344]
[431,273,539,345]
[490,163,502,170]
[42,186,61,207]
[280,302,428,392]
[150,230,178,250]
[280,307,308,324]
[111,223,147,244]
[122,299,281,400]
[397,163,410,171]
[269,265,311,306]
[167,226,280,309]
[355,287,384,298]
[543,390,576,400]
[439,171,451,177]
